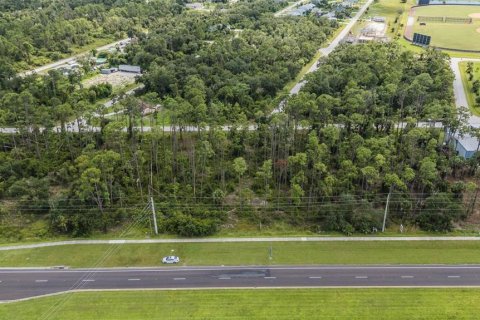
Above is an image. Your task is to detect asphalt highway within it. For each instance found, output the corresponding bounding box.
[2,265,480,301]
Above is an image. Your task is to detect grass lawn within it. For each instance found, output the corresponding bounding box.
[1,289,480,319]
[459,61,480,115]
[363,0,480,56]
[69,37,117,56]
[4,241,480,267]
[411,5,480,51]
[354,0,413,37]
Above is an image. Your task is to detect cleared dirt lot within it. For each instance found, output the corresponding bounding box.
[83,71,138,89]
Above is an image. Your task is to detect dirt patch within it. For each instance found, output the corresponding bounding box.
[469,13,480,19]
[83,71,137,89]
[477,27,480,34]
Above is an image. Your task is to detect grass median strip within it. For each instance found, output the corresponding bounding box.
[3,241,480,267]
[1,288,480,319]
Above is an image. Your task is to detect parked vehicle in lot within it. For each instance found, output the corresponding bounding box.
[162,256,180,264]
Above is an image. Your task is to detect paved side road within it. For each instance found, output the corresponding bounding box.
[2,236,480,251]
[274,0,307,17]
[2,265,480,301]
[18,38,130,77]
[450,57,480,128]
[288,0,375,96]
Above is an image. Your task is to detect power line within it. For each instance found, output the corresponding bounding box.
[39,203,152,320]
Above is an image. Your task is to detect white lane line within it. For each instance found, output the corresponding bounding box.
[309,276,322,279]
[173,278,186,280]
[264,277,277,279]
[6,266,480,274]
[355,276,368,279]
[128,278,141,281]
[82,279,95,282]
[35,280,48,283]
[218,277,231,280]
[401,276,414,279]
[448,276,461,278]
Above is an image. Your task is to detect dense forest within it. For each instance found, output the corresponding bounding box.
[0,0,478,240]
[0,0,181,73]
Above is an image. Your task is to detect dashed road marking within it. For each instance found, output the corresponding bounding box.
[128,278,141,281]
[355,276,368,279]
[218,277,231,280]
[35,280,48,283]
[448,276,461,278]
[82,279,95,282]
[264,277,277,279]
[401,276,414,279]
[309,276,322,279]
[173,278,186,280]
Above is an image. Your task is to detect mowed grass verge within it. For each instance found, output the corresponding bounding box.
[3,241,480,267]
[459,61,480,114]
[1,289,480,319]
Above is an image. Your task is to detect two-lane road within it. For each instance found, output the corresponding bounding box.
[2,265,480,302]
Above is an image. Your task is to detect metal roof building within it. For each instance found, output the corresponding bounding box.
[452,133,479,159]
[119,65,141,74]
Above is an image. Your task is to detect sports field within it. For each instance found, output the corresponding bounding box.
[1,289,480,319]
[409,5,480,51]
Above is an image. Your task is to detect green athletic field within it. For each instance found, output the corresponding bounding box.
[410,5,480,51]
[4,241,480,267]
[1,289,480,319]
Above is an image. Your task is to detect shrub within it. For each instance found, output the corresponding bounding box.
[163,211,221,237]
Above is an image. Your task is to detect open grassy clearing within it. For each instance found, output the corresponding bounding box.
[4,241,480,267]
[353,0,413,37]
[1,289,480,320]
[459,61,480,114]
[411,5,480,51]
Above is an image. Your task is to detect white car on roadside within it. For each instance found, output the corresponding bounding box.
[162,256,180,264]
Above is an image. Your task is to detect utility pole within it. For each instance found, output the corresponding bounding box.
[150,196,158,235]
[382,186,394,232]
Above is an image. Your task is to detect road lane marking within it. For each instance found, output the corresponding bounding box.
[6,266,480,274]
[401,276,414,279]
[35,280,48,283]
[173,278,186,280]
[82,280,95,282]
[218,277,231,280]
[355,276,368,279]
[309,276,322,279]
[264,277,276,279]
[128,279,141,281]
[448,276,461,278]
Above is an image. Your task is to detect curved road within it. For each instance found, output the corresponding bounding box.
[2,265,480,302]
